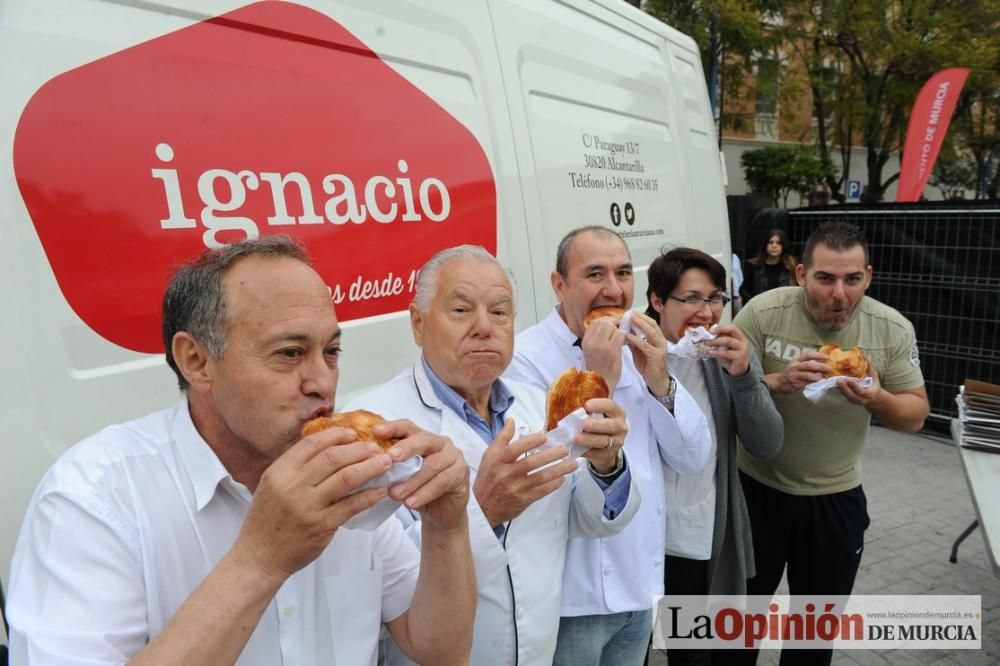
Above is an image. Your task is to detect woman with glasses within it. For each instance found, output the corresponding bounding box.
[645,248,783,665]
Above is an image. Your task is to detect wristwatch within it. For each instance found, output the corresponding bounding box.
[589,448,626,480]
[652,375,677,410]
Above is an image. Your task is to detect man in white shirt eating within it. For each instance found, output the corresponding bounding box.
[349,244,639,665]
[7,236,476,666]
[505,226,711,665]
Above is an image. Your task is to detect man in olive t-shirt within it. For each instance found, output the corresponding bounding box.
[731,222,928,666]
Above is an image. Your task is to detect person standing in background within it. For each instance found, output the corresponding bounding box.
[731,253,744,314]
[740,229,796,305]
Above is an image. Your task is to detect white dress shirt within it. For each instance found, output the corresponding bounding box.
[7,401,420,666]
[348,360,639,665]
[504,308,711,615]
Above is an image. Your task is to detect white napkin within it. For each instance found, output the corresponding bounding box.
[667,325,718,360]
[802,376,874,404]
[618,309,636,335]
[520,407,607,475]
[342,456,422,531]
[544,407,598,459]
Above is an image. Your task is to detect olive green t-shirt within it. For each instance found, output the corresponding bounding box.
[734,287,925,495]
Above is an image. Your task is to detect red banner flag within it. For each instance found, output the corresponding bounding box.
[896,67,970,202]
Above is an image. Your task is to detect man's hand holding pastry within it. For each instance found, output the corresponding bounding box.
[576,397,629,474]
[473,419,578,528]
[836,362,882,407]
[235,425,394,582]
[581,316,625,392]
[769,351,832,394]
[376,419,470,533]
[624,312,672,396]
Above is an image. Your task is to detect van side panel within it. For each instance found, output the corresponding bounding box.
[0,0,527,582]
[488,0,727,318]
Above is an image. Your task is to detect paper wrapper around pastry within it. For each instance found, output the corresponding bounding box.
[300,410,421,530]
[527,368,611,468]
[803,345,872,403]
[542,407,603,461]
[667,325,719,360]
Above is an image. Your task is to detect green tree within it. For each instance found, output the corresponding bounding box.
[929,157,977,199]
[780,0,1000,203]
[741,144,836,206]
[646,1,1000,203]
[950,67,1000,199]
[643,0,784,135]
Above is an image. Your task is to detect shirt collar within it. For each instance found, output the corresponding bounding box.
[546,306,582,349]
[171,400,235,511]
[420,356,515,423]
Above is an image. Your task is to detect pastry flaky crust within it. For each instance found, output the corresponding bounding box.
[583,306,626,328]
[546,368,610,431]
[300,409,399,452]
[819,343,869,379]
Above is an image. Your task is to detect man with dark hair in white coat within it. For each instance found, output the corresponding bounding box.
[349,245,639,666]
[505,226,711,665]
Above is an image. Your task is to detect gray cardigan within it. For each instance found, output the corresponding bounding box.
[700,351,783,595]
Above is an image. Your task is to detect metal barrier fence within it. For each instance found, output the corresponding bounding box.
[787,203,1000,433]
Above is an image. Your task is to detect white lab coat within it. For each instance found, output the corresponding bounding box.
[504,308,711,615]
[346,360,640,666]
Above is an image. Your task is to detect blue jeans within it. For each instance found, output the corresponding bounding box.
[552,609,652,666]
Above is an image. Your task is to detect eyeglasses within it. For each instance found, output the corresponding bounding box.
[667,293,731,310]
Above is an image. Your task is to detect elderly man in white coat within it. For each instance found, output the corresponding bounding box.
[504,226,711,665]
[348,245,640,666]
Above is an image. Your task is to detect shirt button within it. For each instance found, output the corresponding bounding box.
[657,504,664,515]
[282,605,295,619]
[603,566,613,576]
[516,607,525,620]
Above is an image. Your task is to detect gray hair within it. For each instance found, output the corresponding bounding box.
[162,235,310,390]
[412,245,517,313]
[555,225,628,277]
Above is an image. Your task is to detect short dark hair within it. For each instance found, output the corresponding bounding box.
[162,235,310,390]
[644,247,727,322]
[802,222,869,267]
[555,226,628,277]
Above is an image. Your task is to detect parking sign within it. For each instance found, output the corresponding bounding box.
[847,180,862,202]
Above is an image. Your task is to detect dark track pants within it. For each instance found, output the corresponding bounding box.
[730,472,871,666]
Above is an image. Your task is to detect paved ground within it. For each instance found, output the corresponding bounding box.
[652,425,1000,665]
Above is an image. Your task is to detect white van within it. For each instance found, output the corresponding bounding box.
[0,0,729,616]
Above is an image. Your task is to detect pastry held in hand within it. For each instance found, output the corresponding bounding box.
[583,306,627,329]
[667,325,718,360]
[301,409,400,451]
[802,344,873,403]
[545,368,609,431]
[300,410,421,531]
[584,306,636,336]
[818,344,869,379]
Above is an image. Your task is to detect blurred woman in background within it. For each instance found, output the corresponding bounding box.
[739,228,796,304]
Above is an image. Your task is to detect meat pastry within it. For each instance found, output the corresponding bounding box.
[301,409,399,451]
[546,368,609,431]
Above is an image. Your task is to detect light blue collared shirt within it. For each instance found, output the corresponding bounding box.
[420,357,630,526]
